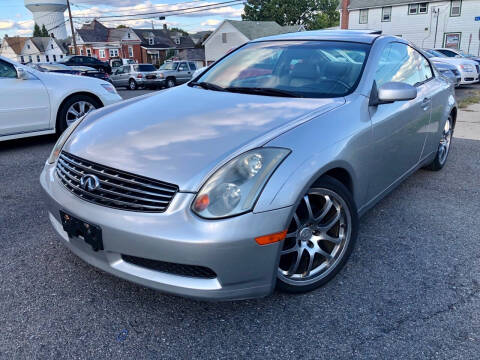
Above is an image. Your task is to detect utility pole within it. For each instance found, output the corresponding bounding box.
[66,0,77,55]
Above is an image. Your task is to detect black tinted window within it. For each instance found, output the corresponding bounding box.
[0,60,16,78]
[134,65,156,72]
[188,62,197,70]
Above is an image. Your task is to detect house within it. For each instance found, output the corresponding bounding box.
[203,20,306,63]
[132,26,196,66]
[73,20,143,63]
[21,37,68,63]
[340,0,480,53]
[0,36,29,63]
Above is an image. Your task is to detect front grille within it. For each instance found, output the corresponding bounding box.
[56,152,178,212]
[465,77,474,81]
[122,255,217,279]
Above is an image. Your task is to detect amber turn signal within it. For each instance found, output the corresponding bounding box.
[255,230,288,245]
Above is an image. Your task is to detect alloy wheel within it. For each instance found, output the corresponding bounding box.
[66,101,95,127]
[438,116,453,165]
[278,188,352,286]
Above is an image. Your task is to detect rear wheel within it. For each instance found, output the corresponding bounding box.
[425,115,453,171]
[57,94,101,135]
[129,79,138,90]
[277,176,358,293]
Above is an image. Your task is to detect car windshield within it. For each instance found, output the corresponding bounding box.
[160,62,178,70]
[194,40,370,98]
[135,64,157,72]
[428,49,447,58]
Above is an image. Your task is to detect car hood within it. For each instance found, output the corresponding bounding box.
[64,85,344,191]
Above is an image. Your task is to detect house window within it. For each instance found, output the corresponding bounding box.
[53,55,56,61]
[408,3,428,15]
[128,46,133,57]
[444,32,461,49]
[86,48,92,56]
[46,55,49,62]
[99,49,105,58]
[382,7,392,22]
[174,38,181,45]
[60,55,63,59]
[222,33,227,43]
[359,9,368,24]
[127,32,131,39]
[37,55,40,62]
[27,44,30,49]
[29,56,32,63]
[450,0,461,16]
[109,49,119,57]
[80,49,84,55]
[20,56,25,63]
[51,44,54,50]
[148,37,154,45]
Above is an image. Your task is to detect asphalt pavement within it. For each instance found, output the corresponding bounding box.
[0,87,479,359]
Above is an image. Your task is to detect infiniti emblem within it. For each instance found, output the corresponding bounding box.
[80,174,101,192]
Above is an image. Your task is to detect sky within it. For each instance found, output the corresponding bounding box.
[0,0,244,38]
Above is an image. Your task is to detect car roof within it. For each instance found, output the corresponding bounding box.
[252,30,384,44]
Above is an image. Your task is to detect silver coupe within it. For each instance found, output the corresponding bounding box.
[41,30,456,300]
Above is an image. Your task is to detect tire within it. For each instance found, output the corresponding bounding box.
[276,175,358,293]
[129,79,138,90]
[56,94,102,135]
[424,115,454,171]
[166,78,176,88]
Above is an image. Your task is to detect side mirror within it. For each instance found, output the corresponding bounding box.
[374,82,417,105]
[17,67,30,80]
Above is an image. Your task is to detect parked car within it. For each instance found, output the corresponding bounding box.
[424,49,479,85]
[41,30,456,300]
[432,61,461,87]
[70,66,112,83]
[110,58,136,70]
[433,47,480,65]
[0,56,121,142]
[157,61,197,88]
[27,63,81,75]
[111,64,164,90]
[191,65,209,79]
[57,56,112,74]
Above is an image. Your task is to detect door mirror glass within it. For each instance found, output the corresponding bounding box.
[377,82,417,103]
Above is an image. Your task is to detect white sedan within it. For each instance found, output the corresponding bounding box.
[424,49,479,85]
[0,56,122,142]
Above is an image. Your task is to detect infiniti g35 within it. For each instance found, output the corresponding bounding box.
[41,30,456,300]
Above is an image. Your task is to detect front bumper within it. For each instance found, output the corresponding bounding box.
[458,70,479,85]
[40,163,292,300]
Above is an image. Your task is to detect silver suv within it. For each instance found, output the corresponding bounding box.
[157,61,197,88]
[111,64,163,90]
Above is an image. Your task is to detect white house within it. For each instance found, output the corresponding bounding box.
[21,37,68,63]
[204,20,305,63]
[340,0,480,54]
[0,37,28,63]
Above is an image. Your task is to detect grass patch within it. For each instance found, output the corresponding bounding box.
[458,90,480,109]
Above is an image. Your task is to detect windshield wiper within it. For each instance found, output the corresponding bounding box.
[225,87,302,98]
[190,81,226,92]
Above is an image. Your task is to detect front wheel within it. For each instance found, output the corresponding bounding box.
[166,78,176,88]
[425,115,453,171]
[129,79,138,90]
[277,176,358,293]
[57,95,101,135]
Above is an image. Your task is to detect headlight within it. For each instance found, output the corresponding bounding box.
[192,148,290,219]
[158,73,165,79]
[47,116,85,164]
[460,64,474,72]
[101,83,117,94]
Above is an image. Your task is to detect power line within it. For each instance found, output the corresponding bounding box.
[73,0,244,19]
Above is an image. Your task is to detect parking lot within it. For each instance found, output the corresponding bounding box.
[1,85,479,359]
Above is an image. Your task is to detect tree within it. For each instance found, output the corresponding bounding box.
[242,0,340,30]
[116,25,128,29]
[41,24,49,37]
[33,23,42,37]
[169,27,189,36]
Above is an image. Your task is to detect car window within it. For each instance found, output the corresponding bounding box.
[0,60,17,78]
[178,62,188,71]
[115,67,124,74]
[160,62,178,70]
[438,49,457,57]
[375,43,431,88]
[84,57,95,64]
[188,62,197,70]
[197,40,370,98]
[123,66,130,73]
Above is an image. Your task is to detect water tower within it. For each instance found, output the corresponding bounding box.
[24,0,68,39]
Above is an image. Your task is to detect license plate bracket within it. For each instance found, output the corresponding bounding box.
[60,211,104,252]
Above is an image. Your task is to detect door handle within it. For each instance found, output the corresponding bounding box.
[421,97,431,111]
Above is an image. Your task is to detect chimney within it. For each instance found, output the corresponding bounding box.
[163,24,167,31]
[341,0,350,29]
